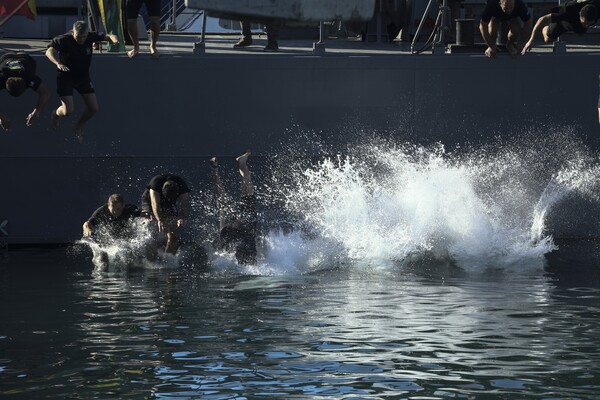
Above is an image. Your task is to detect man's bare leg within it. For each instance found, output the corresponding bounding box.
[210,156,235,231]
[73,93,99,143]
[165,231,178,254]
[236,151,254,196]
[149,16,160,58]
[51,97,74,130]
[127,18,140,58]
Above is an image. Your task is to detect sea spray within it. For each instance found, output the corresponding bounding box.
[77,219,153,271]
[265,135,600,271]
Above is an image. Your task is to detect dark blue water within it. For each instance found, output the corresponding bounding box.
[1,242,600,399]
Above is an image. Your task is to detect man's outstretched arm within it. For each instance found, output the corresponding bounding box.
[26,82,50,126]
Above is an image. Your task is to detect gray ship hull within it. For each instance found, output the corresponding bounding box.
[1,49,599,244]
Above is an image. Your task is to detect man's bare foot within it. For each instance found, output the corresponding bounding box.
[73,125,84,144]
[236,151,251,166]
[50,112,59,130]
[150,46,160,59]
[127,47,139,58]
[209,156,218,169]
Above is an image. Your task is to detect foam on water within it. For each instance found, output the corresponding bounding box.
[78,131,600,274]
[262,133,600,272]
[77,219,154,272]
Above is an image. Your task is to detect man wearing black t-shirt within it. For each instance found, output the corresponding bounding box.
[479,0,532,58]
[141,174,190,254]
[82,194,141,268]
[522,0,598,54]
[83,193,141,240]
[0,52,49,132]
[45,20,118,143]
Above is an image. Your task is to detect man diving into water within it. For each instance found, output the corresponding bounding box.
[141,174,190,256]
[82,194,141,268]
[0,52,50,132]
[210,151,258,265]
[45,21,118,143]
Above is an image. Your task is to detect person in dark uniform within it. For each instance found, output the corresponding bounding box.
[210,151,257,265]
[522,0,598,54]
[82,193,141,268]
[45,20,118,143]
[479,0,532,58]
[83,194,141,240]
[141,174,190,255]
[233,21,279,52]
[0,52,49,132]
[126,0,161,58]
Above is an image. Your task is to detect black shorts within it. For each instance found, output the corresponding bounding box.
[57,74,95,97]
[546,22,569,41]
[127,0,161,19]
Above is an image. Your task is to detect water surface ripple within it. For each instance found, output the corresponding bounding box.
[1,250,600,399]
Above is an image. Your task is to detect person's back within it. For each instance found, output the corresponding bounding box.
[0,52,37,81]
[552,0,598,34]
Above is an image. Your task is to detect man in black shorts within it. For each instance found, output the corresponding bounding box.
[141,174,190,254]
[82,193,141,268]
[0,52,49,132]
[126,0,161,58]
[479,0,532,58]
[210,151,257,265]
[45,21,118,143]
[522,0,598,54]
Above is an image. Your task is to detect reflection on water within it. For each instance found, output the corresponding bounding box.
[1,247,600,399]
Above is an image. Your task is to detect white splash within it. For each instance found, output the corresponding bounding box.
[265,140,600,271]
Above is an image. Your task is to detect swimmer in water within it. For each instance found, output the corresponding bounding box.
[82,194,141,269]
[140,174,190,256]
[210,151,258,265]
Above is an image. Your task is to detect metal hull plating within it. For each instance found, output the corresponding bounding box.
[1,51,599,243]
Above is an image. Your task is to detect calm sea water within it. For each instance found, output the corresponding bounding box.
[1,242,599,399]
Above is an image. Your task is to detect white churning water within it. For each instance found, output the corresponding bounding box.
[266,133,600,272]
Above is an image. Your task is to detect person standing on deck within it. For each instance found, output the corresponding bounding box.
[233,21,280,52]
[479,0,532,58]
[126,0,161,58]
[522,0,598,54]
[0,52,49,132]
[45,21,118,143]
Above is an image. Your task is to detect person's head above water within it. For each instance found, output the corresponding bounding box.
[107,194,124,218]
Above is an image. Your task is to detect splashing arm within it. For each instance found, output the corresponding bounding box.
[177,192,189,228]
[522,14,552,54]
[149,189,162,222]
